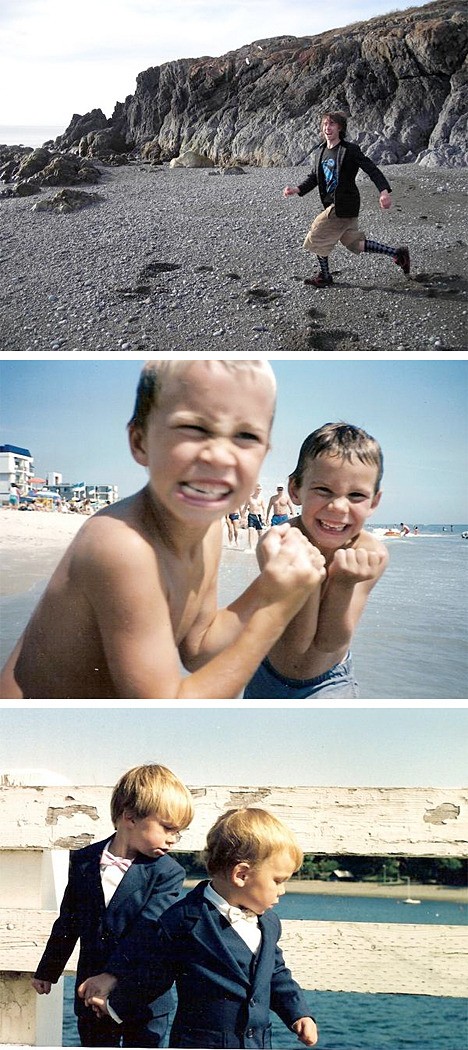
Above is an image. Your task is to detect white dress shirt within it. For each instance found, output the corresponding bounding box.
[204,883,262,955]
[100,840,133,907]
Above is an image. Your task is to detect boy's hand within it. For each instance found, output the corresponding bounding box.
[327,547,386,584]
[380,189,392,210]
[257,524,326,598]
[78,972,117,1005]
[87,994,111,1018]
[292,1016,319,1045]
[284,185,300,197]
[31,978,51,994]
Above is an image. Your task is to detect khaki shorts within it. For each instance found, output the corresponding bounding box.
[303,205,364,256]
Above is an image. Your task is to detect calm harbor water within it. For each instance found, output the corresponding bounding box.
[62,892,467,1049]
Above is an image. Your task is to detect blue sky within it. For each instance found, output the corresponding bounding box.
[1,358,467,523]
[0,708,467,787]
[1,0,432,126]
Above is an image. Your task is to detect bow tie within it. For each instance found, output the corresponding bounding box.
[226,905,259,925]
[100,848,132,873]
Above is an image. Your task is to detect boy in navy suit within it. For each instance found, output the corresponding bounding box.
[32,763,194,1047]
[80,808,318,1048]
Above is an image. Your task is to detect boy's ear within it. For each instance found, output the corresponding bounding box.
[288,477,302,507]
[231,862,251,887]
[370,490,382,514]
[122,808,137,826]
[128,424,148,467]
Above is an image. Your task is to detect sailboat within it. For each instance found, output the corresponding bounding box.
[402,876,421,904]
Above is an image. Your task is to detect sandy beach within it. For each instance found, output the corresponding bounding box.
[0,508,86,596]
[185,879,467,902]
[1,162,467,351]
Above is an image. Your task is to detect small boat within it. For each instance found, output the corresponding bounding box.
[402,878,421,904]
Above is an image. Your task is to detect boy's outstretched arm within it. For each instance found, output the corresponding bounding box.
[80,519,324,699]
[181,524,326,680]
[313,544,388,652]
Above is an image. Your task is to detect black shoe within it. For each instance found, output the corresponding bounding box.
[394,247,410,275]
[304,273,334,287]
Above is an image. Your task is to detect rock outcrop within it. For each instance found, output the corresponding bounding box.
[56,0,465,167]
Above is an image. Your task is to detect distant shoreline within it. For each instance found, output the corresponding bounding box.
[184,878,467,903]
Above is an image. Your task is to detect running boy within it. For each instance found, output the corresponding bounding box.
[79,807,319,1048]
[284,110,410,287]
[0,360,325,699]
[32,763,194,1047]
[244,422,388,698]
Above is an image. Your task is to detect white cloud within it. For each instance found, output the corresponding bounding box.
[2,0,430,124]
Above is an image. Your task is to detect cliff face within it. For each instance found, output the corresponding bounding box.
[60,0,467,167]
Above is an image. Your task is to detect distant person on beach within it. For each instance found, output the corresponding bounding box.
[283,111,410,287]
[32,763,194,1048]
[266,484,294,526]
[225,508,242,546]
[0,360,324,699]
[243,482,267,550]
[244,422,389,698]
[79,807,319,1048]
[400,522,411,536]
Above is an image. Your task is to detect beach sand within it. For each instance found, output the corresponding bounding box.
[185,879,467,903]
[0,509,86,596]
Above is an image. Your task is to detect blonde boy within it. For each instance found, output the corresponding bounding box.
[33,763,194,1047]
[80,808,318,1048]
[0,360,325,699]
[245,422,388,698]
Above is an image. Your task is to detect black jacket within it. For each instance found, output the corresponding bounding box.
[298,139,392,218]
[109,879,312,1049]
[34,836,184,1020]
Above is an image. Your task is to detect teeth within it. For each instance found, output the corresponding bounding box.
[182,482,230,499]
[319,520,347,532]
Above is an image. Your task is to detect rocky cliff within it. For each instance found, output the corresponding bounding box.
[58,0,467,167]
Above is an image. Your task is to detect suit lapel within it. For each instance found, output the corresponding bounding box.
[105,855,152,932]
[253,911,277,988]
[189,887,252,988]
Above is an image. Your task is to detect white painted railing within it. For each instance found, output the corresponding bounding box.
[1,784,466,1045]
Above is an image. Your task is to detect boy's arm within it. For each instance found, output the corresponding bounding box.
[313,544,388,653]
[33,857,80,985]
[80,519,324,699]
[180,525,326,682]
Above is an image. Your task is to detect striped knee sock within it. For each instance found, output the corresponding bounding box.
[364,239,396,257]
[317,255,331,278]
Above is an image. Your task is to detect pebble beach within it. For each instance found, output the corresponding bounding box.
[1,161,467,351]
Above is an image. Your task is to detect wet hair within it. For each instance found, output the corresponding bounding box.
[203,807,303,876]
[128,360,277,432]
[321,111,348,139]
[290,422,383,493]
[110,763,194,829]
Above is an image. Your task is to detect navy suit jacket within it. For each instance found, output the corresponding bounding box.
[34,836,184,1019]
[109,879,311,1048]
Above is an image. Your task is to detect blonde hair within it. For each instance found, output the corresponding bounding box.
[110,763,194,829]
[203,807,303,875]
[128,360,277,432]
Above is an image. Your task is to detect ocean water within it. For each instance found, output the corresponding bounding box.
[219,528,468,699]
[0,124,65,147]
[62,892,467,1049]
[1,527,467,697]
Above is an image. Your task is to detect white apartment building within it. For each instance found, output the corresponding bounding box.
[0,444,34,505]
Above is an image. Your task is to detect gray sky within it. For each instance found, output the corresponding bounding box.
[0,708,466,787]
[1,0,433,125]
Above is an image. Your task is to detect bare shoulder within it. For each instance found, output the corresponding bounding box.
[71,492,159,572]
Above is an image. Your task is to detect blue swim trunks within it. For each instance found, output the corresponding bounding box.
[244,652,358,698]
[271,514,289,526]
